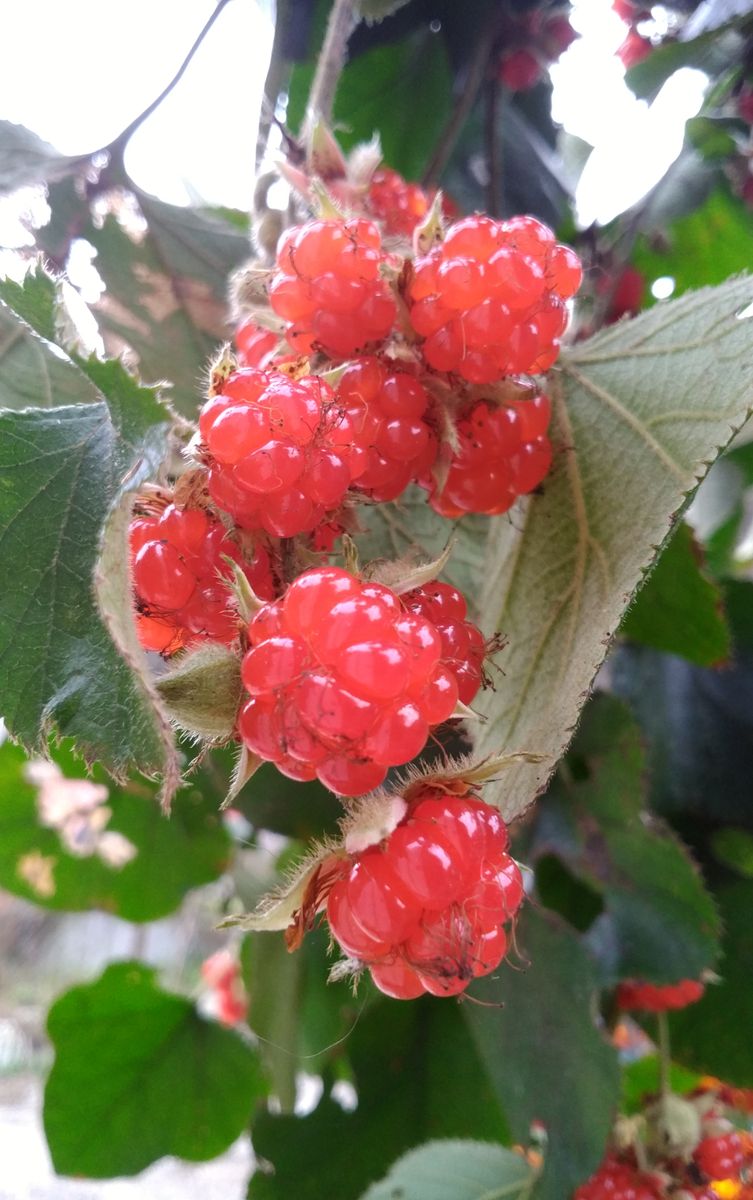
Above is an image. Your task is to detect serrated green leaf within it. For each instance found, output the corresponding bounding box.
[711,827,753,876]
[249,999,508,1200]
[360,1140,535,1200]
[0,740,231,921]
[87,189,249,417]
[0,120,77,194]
[634,189,753,300]
[533,696,721,983]
[44,961,265,1177]
[620,522,730,666]
[464,907,620,1200]
[0,300,97,409]
[471,277,753,820]
[287,31,453,181]
[0,265,61,342]
[686,115,738,162]
[35,178,249,417]
[0,273,176,780]
[0,405,170,777]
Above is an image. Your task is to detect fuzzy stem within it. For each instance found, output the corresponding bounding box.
[305,0,360,131]
[657,1011,672,1097]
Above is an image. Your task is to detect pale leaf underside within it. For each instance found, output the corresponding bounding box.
[474,277,753,819]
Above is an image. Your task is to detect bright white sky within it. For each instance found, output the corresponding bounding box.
[0,0,707,231]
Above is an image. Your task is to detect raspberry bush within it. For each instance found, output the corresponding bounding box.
[1,2,753,1199]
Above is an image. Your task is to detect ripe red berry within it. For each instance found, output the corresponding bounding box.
[238,567,474,795]
[617,28,653,69]
[419,392,552,517]
[269,218,397,358]
[201,951,248,1025]
[407,215,579,383]
[694,1132,745,1181]
[574,1157,663,1200]
[235,319,278,368]
[616,979,705,1013]
[200,367,362,538]
[401,582,489,705]
[336,356,438,502]
[326,790,523,998]
[604,266,645,323]
[367,168,432,238]
[130,503,273,654]
[498,49,543,91]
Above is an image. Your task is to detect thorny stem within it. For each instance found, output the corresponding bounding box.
[657,1011,672,1097]
[422,14,499,188]
[109,0,233,156]
[305,0,361,132]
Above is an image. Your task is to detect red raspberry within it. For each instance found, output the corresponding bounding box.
[200,949,239,990]
[238,567,470,795]
[200,951,248,1026]
[130,503,273,654]
[616,979,705,1012]
[235,319,278,368]
[200,367,361,538]
[694,1132,745,1181]
[603,266,645,323]
[498,49,543,91]
[407,214,580,383]
[612,0,651,22]
[336,356,438,502]
[366,168,458,239]
[269,218,397,359]
[367,168,432,238]
[617,29,653,69]
[420,392,552,517]
[574,1157,663,1200]
[326,790,523,998]
[402,582,488,705]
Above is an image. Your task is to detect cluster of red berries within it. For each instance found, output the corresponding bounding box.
[616,978,705,1013]
[576,1078,753,1200]
[335,357,438,502]
[497,6,579,92]
[574,1155,663,1200]
[200,950,248,1026]
[199,368,359,538]
[269,218,396,359]
[129,502,273,654]
[125,154,585,1005]
[577,1131,751,1199]
[365,167,457,239]
[235,319,278,369]
[326,789,524,998]
[238,568,483,796]
[407,215,579,383]
[422,392,552,517]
